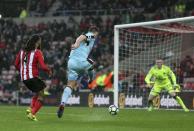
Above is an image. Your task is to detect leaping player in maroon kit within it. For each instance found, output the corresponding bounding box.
[15,35,52,121]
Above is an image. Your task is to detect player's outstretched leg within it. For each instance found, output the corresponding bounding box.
[28,99,43,121]
[28,101,43,121]
[26,95,38,115]
[28,91,44,121]
[174,95,189,112]
[31,99,43,115]
[147,94,156,111]
[57,86,72,118]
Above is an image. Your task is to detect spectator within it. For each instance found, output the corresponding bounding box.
[19,8,28,19]
[174,0,186,17]
[175,66,184,84]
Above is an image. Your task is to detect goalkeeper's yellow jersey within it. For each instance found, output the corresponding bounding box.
[145,65,176,87]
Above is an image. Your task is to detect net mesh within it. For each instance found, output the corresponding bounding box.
[117,21,194,108]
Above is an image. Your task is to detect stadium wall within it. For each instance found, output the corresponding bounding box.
[17,91,194,109]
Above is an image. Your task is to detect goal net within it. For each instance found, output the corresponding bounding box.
[114,16,194,109]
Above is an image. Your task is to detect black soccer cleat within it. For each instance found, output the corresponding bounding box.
[57,105,64,118]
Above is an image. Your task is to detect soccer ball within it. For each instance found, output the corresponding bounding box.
[108,105,119,115]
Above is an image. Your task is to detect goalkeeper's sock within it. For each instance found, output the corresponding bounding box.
[148,100,153,111]
[175,96,189,112]
[61,86,72,105]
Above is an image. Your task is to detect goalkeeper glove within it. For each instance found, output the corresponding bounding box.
[147,81,154,88]
[173,84,181,92]
[173,84,178,88]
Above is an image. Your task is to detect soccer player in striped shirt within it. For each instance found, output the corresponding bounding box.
[15,35,52,121]
[145,58,189,112]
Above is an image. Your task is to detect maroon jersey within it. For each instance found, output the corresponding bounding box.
[15,49,50,81]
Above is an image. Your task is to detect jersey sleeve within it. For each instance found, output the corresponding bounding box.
[167,66,177,85]
[14,51,20,71]
[145,67,154,84]
[36,50,50,73]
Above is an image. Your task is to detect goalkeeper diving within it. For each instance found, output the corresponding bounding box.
[145,58,189,112]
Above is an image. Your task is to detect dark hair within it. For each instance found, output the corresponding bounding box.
[23,34,41,63]
[88,25,99,32]
[25,34,41,52]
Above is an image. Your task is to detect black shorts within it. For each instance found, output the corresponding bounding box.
[23,77,46,93]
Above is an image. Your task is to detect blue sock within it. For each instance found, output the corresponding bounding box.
[61,86,72,105]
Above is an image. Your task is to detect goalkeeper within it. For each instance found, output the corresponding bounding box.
[145,58,189,112]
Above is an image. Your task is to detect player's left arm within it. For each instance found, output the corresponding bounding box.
[14,51,20,71]
[71,35,87,49]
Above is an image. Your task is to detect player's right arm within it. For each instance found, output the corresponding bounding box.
[71,35,87,49]
[145,67,154,87]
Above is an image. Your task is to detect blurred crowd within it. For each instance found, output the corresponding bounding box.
[53,0,194,18]
[29,0,55,15]
[29,0,194,19]
[1,0,194,19]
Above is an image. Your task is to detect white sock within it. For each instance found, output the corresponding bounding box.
[61,86,72,105]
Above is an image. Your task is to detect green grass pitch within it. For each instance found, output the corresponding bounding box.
[0,106,194,131]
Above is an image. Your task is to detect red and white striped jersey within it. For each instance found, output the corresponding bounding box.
[15,49,50,81]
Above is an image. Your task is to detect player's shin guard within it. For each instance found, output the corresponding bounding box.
[30,96,38,109]
[61,86,72,105]
[31,99,43,115]
[173,96,189,112]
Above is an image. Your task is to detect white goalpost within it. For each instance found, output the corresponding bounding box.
[114,16,194,108]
